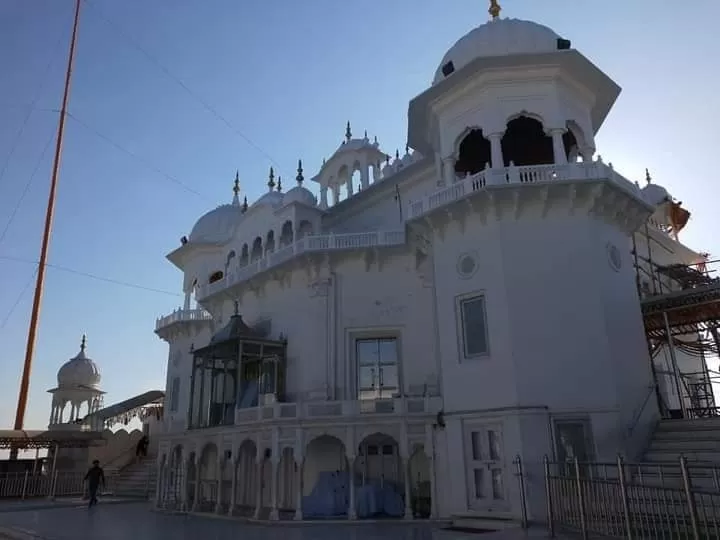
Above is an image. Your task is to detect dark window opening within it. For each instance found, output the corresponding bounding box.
[442,61,455,77]
[562,129,578,161]
[455,129,491,177]
[209,271,223,284]
[501,116,553,167]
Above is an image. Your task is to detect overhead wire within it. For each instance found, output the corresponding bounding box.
[0,254,181,297]
[82,0,284,173]
[0,267,38,331]
[0,29,67,188]
[66,111,209,200]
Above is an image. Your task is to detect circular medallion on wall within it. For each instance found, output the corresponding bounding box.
[607,242,622,272]
[457,252,479,279]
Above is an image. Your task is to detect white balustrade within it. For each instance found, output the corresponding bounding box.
[232,396,441,427]
[196,229,406,300]
[155,308,212,331]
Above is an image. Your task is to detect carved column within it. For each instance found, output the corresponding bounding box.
[253,457,263,519]
[269,456,280,520]
[347,452,357,520]
[191,454,200,512]
[549,128,568,165]
[488,133,504,168]
[228,455,237,516]
[403,457,413,519]
[214,454,223,514]
[319,186,328,209]
[442,156,456,184]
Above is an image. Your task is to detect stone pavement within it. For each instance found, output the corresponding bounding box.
[0,501,567,540]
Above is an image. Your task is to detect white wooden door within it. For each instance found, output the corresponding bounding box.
[465,423,507,511]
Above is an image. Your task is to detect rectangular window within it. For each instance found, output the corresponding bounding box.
[169,377,180,412]
[458,294,489,358]
[355,337,399,400]
[554,419,595,463]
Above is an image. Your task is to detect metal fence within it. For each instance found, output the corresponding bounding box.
[545,456,720,539]
[0,470,118,500]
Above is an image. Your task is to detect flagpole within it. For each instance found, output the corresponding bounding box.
[13,0,82,439]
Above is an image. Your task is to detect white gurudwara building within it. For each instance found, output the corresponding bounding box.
[152,2,718,524]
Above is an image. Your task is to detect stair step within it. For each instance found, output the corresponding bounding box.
[645,450,720,464]
[649,439,720,451]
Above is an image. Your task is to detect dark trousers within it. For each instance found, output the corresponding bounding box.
[88,484,99,507]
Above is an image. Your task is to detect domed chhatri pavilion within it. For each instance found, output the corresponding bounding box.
[47,335,104,429]
[153,1,717,524]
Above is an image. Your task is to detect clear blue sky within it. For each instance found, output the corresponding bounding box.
[1,0,718,430]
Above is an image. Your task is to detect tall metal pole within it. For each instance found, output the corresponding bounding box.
[13,0,82,433]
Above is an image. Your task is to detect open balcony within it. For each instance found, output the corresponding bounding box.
[197,230,406,300]
[155,308,212,333]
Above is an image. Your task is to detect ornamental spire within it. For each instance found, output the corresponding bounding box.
[345,121,352,142]
[277,176,282,192]
[296,159,304,185]
[242,196,248,212]
[267,166,275,192]
[80,334,87,353]
[489,0,501,20]
[232,170,240,206]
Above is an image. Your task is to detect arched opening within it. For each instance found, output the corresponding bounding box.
[408,445,432,519]
[250,237,263,262]
[198,443,219,511]
[455,129,491,177]
[239,244,249,267]
[265,230,276,254]
[209,270,224,284]
[353,432,405,518]
[162,445,184,510]
[564,122,581,162]
[236,440,258,512]
[296,220,313,240]
[352,167,362,193]
[501,115,553,166]
[278,446,297,513]
[279,221,293,247]
[302,435,349,518]
[225,250,236,273]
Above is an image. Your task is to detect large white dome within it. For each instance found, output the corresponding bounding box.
[283,186,317,207]
[57,336,101,388]
[189,204,244,244]
[433,18,562,85]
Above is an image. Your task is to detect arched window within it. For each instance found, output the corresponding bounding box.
[455,129,491,176]
[501,116,553,166]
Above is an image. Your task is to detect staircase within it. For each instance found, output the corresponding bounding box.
[638,417,720,491]
[111,455,157,499]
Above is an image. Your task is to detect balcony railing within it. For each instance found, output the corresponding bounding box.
[155,308,212,332]
[197,230,406,300]
[232,396,442,426]
[408,160,637,220]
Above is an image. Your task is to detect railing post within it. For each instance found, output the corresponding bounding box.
[679,456,701,539]
[21,470,29,500]
[617,455,633,539]
[514,455,528,529]
[50,470,58,500]
[544,455,555,537]
[573,458,588,540]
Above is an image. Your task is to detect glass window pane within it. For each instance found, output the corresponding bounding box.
[491,469,504,500]
[462,297,488,356]
[380,365,398,392]
[488,430,501,461]
[357,340,379,366]
[358,366,376,391]
[378,339,398,365]
[471,432,482,460]
[473,468,484,498]
[556,422,591,462]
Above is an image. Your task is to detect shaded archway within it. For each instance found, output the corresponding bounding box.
[302,435,349,518]
[265,230,276,254]
[408,445,432,519]
[239,244,249,267]
[250,237,263,262]
[186,451,197,510]
[198,443,219,512]
[279,221,293,247]
[455,129,491,177]
[225,250,236,273]
[501,115,553,166]
[296,220,314,240]
[353,432,405,518]
[235,439,258,514]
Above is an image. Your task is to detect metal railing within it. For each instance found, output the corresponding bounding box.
[545,456,720,539]
[0,470,118,500]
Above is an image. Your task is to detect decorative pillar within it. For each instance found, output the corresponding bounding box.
[269,456,280,520]
[360,166,370,189]
[319,186,328,209]
[347,453,357,520]
[488,133,504,168]
[214,455,223,514]
[442,156,456,184]
[549,128,568,165]
[228,456,237,516]
[403,457,413,519]
[333,185,340,205]
[253,458,263,519]
[579,146,595,162]
[191,455,200,512]
[180,457,189,511]
[294,459,303,520]
[426,427,437,519]
[346,178,354,197]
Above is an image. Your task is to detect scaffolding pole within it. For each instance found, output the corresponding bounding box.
[663,311,687,418]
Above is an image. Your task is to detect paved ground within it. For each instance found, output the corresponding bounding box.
[0,501,562,540]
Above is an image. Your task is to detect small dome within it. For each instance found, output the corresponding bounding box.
[57,336,101,388]
[283,186,317,207]
[641,184,671,207]
[189,204,244,244]
[433,18,561,84]
[253,191,284,208]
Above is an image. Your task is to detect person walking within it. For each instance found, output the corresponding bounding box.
[136,435,149,462]
[84,460,106,508]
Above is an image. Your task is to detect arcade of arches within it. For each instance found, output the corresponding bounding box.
[451,116,587,179]
[155,432,433,520]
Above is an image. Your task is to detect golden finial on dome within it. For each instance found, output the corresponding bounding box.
[489,0,501,20]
